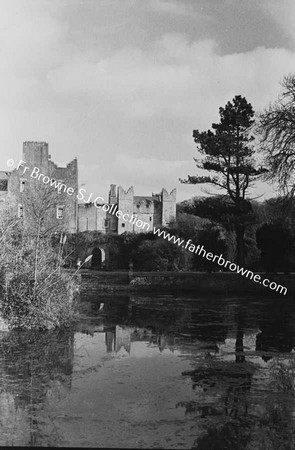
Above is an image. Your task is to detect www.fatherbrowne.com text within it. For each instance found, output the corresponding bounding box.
[14,159,288,296]
[153,228,288,296]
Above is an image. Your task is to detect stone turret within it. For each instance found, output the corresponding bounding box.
[161,188,176,226]
[109,184,117,204]
[23,141,49,171]
[117,186,134,234]
[107,184,118,232]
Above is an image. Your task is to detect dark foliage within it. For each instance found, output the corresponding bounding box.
[256,223,293,273]
[179,195,253,231]
[192,225,227,272]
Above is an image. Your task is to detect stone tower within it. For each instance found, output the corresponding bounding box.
[107,184,118,232]
[23,141,50,172]
[7,142,78,234]
[161,188,176,226]
[117,186,134,234]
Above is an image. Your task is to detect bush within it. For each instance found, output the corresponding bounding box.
[192,225,227,272]
[131,237,183,271]
[0,222,79,330]
[1,269,79,330]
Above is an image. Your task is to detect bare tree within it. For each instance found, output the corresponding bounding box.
[257,74,295,196]
[22,179,65,238]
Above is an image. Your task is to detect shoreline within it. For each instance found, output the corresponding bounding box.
[77,270,295,298]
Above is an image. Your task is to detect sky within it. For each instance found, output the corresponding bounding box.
[2,0,295,202]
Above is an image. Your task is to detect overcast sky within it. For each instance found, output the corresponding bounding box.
[2,0,295,201]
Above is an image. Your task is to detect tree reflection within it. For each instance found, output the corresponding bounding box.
[176,302,295,450]
[178,313,256,449]
[0,328,74,446]
[256,300,295,361]
[258,357,295,449]
[253,299,295,449]
[79,294,295,449]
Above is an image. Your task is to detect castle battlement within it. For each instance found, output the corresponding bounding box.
[66,158,77,168]
[118,185,134,198]
[161,188,176,201]
[23,141,48,145]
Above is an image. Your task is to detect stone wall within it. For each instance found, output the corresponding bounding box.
[133,196,154,232]
[152,195,162,228]
[0,171,9,210]
[78,203,108,232]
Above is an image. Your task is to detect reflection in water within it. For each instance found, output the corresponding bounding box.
[0,329,74,446]
[0,294,294,447]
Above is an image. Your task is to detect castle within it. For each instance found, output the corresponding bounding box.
[78,184,176,234]
[0,142,176,234]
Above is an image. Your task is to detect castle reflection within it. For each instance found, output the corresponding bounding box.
[78,294,295,360]
[0,293,295,447]
[105,325,176,355]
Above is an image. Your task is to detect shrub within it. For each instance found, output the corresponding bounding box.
[0,222,79,330]
[1,269,79,330]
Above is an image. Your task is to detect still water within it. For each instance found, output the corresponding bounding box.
[0,294,294,448]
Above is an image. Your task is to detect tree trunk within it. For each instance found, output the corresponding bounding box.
[236,224,245,266]
[235,325,245,363]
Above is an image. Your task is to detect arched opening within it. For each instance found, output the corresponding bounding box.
[91,248,102,269]
[91,247,106,270]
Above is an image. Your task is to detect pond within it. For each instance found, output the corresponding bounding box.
[0,293,294,448]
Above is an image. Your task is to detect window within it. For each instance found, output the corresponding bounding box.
[20,180,26,192]
[18,204,23,218]
[121,223,125,228]
[103,219,109,228]
[56,206,64,219]
[0,180,8,191]
[149,216,152,221]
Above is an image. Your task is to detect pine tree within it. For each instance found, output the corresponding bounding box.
[181,95,266,265]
